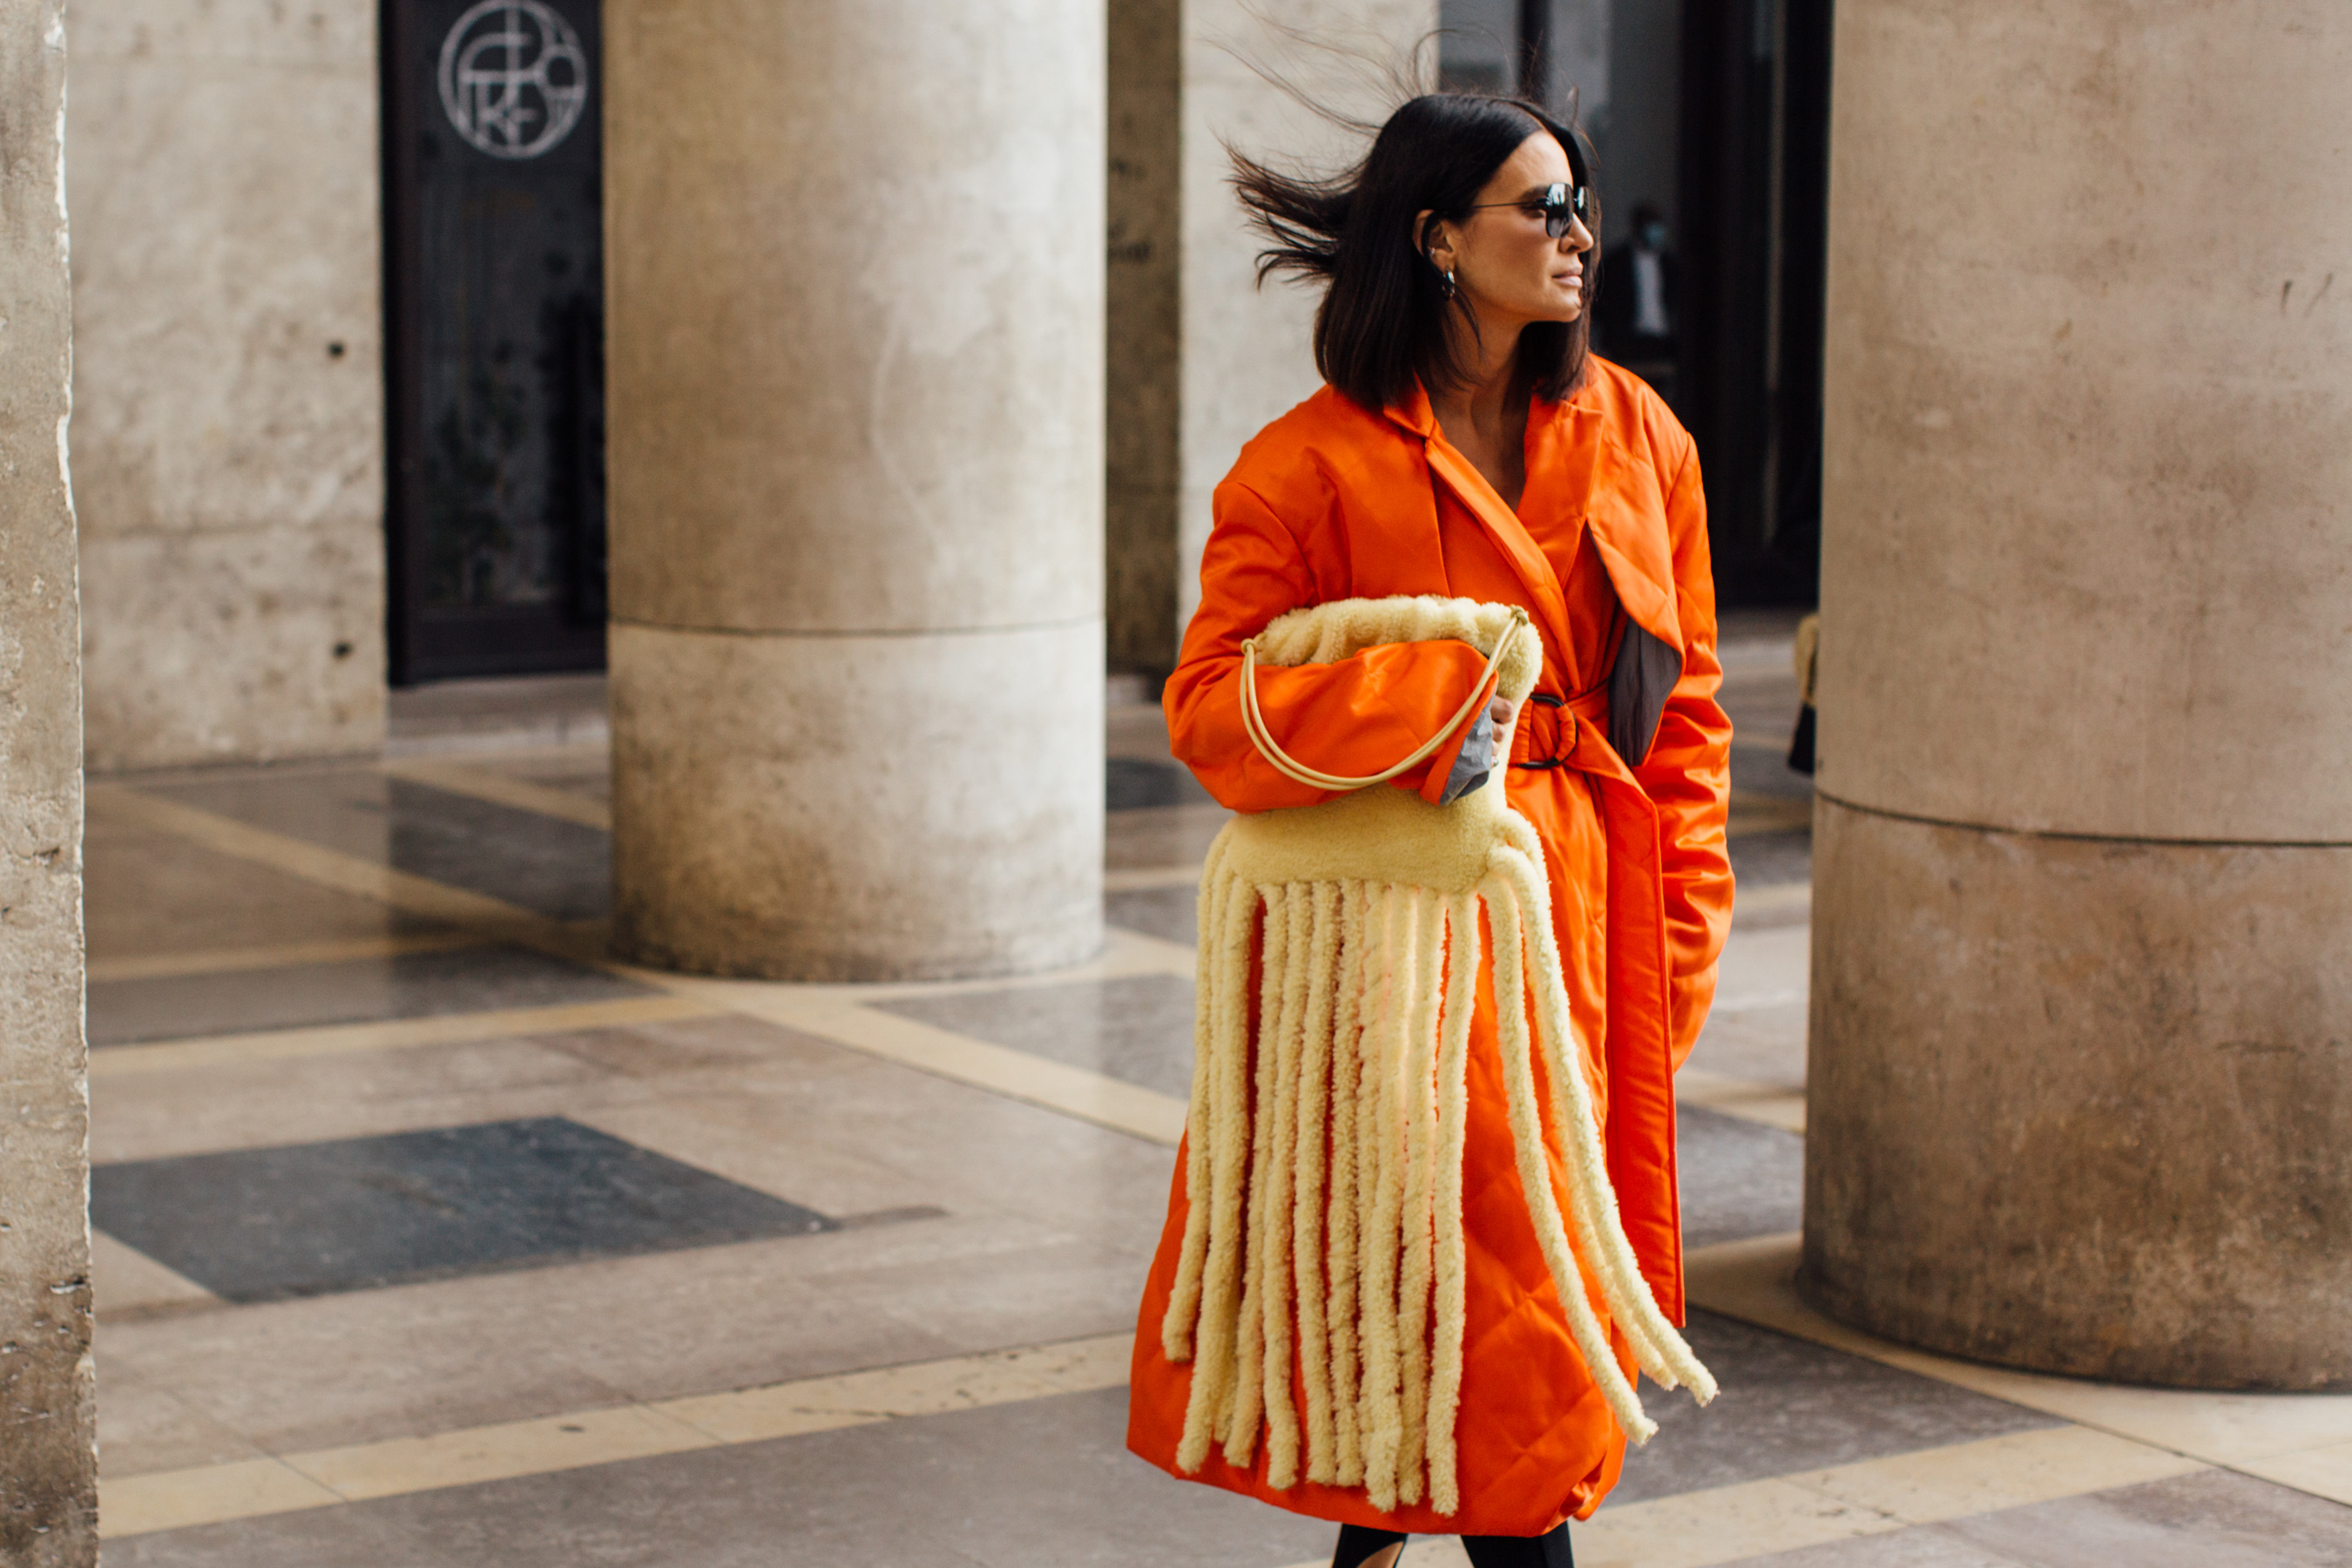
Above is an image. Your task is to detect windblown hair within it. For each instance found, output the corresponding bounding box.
[1231,93,1597,414]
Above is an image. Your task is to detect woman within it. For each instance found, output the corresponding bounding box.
[1125,92,1734,1567]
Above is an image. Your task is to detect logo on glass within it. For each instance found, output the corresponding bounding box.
[437,1,588,160]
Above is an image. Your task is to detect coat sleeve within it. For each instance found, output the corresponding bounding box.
[1632,440,1735,1068]
[1164,480,1497,814]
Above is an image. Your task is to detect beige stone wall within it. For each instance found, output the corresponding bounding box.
[0,0,97,1557]
[1807,0,2352,1386]
[1177,0,1440,632]
[70,0,385,771]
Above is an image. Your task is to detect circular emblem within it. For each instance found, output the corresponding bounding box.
[437,1,589,160]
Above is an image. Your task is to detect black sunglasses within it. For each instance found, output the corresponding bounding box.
[1468,182,1590,239]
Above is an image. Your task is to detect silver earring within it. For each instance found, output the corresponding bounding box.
[1442,268,1457,300]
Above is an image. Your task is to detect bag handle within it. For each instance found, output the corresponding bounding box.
[1238,606,1531,793]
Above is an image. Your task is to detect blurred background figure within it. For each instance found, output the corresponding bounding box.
[1785,611,1817,775]
[1596,199,1678,397]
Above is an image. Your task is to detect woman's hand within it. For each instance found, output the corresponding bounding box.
[1440,691,1518,805]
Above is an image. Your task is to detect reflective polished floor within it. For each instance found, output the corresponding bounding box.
[89,625,2352,1565]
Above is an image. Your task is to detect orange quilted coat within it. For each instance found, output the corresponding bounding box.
[1126,359,1734,1536]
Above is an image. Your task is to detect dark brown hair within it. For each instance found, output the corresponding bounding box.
[1231,92,1596,413]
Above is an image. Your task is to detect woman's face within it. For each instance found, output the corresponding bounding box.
[1425,132,1595,327]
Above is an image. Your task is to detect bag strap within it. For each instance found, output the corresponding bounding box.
[1238,606,1531,793]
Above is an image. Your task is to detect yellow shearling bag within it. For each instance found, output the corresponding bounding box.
[1161,595,1715,1516]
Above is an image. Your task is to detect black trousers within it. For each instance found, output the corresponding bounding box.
[1333,1521,1573,1568]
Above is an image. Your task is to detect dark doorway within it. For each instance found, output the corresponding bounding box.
[1678,0,1830,607]
[383,0,607,685]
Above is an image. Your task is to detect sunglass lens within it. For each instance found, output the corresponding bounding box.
[1542,186,1585,239]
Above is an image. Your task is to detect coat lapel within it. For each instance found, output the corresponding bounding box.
[1536,397,1684,653]
[1392,388,1581,676]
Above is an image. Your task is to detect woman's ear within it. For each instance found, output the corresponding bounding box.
[1416,210,1454,274]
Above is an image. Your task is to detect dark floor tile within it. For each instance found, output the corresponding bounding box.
[92,1119,833,1304]
[1105,885,1200,945]
[1937,1468,2352,1568]
[152,773,611,922]
[1110,757,1216,812]
[1612,1313,2063,1505]
[1677,1105,1805,1250]
[289,1387,1336,1568]
[876,975,1199,1100]
[1729,828,1813,889]
[89,944,653,1046]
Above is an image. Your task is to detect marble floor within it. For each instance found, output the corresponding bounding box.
[87,629,2352,1565]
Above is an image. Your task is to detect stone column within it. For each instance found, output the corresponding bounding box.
[603,0,1105,982]
[1807,0,2352,1388]
[0,0,98,1557]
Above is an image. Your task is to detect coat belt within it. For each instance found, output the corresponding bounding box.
[1506,686,1616,777]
